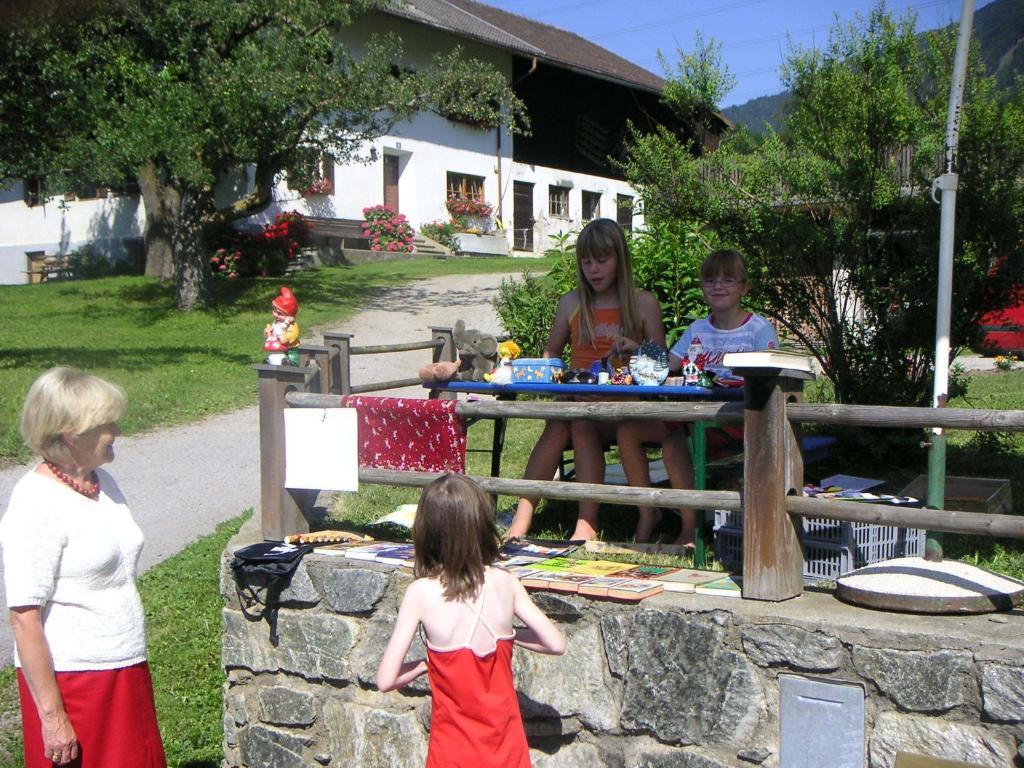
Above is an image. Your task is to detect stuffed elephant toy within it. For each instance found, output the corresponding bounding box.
[453,319,499,382]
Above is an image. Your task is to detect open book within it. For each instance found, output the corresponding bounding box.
[722,349,819,375]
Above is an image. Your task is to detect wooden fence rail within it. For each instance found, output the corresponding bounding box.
[257,326,1024,602]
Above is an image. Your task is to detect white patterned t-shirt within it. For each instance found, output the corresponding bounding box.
[669,313,778,378]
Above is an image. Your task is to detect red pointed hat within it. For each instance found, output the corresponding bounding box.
[272,286,298,316]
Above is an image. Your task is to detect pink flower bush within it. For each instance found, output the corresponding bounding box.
[209,247,241,279]
[361,205,415,253]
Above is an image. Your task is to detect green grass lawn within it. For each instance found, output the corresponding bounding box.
[0,257,552,465]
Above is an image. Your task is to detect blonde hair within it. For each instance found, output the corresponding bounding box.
[574,218,641,345]
[700,249,749,282]
[413,474,500,601]
[19,367,125,464]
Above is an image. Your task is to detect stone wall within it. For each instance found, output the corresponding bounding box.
[221,523,1024,768]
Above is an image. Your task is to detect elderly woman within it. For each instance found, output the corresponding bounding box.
[0,367,165,768]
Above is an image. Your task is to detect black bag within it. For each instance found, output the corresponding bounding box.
[230,541,315,620]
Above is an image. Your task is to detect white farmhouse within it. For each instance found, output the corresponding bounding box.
[0,0,721,284]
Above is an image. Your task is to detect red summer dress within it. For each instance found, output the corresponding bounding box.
[423,583,530,768]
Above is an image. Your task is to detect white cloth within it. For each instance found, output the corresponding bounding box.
[670,313,779,377]
[0,467,147,670]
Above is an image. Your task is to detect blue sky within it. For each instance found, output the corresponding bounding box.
[480,0,994,107]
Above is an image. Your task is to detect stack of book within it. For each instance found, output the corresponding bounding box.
[314,538,743,601]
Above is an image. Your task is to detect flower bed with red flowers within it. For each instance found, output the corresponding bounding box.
[446,196,493,218]
[361,205,415,253]
[208,210,313,278]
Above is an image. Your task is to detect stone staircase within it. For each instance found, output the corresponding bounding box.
[412,232,452,258]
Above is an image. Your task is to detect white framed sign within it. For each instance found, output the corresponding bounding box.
[284,408,359,492]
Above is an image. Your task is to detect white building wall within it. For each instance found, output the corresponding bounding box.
[0,13,645,283]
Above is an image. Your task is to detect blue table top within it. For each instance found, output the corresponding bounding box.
[425,381,744,398]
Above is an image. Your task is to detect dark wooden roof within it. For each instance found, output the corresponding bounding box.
[385,0,666,94]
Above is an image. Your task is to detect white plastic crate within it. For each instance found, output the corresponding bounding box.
[714,523,925,583]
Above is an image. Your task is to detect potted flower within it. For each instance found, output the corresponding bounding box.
[446,196,494,234]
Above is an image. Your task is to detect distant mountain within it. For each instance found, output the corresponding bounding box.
[724,0,1023,135]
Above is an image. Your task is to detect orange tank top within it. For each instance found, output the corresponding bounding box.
[570,305,625,369]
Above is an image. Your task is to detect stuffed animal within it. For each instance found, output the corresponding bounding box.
[453,320,499,382]
[418,360,462,383]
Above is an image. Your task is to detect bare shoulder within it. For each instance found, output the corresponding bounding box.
[556,290,580,314]
[636,290,661,311]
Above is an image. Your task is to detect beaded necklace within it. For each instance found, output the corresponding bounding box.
[44,460,100,501]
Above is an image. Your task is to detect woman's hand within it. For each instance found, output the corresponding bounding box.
[611,336,639,359]
[41,711,78,764]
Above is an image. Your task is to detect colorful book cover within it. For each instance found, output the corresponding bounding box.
[609,564,684,580]
[500,554,551,568]
[606,579,664,601]
[519,572,565,590]
[545,573,595,593]
[344,542,401,561]
[532,557,634,577]
[499,540,577,560]
[374,544,416,566]
[694,575,743,598]
[651,569,724,593]
[312,542,360,556]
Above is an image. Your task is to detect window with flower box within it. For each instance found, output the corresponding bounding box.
[446,172,485,202]
[291,152,335,197]
[548,185,570,218]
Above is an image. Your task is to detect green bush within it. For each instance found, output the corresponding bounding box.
[629,220,712,348]
[493,221,713,353]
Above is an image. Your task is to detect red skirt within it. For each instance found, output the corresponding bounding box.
[18,662,166,768]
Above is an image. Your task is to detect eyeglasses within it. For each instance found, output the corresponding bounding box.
[701,277,743,287]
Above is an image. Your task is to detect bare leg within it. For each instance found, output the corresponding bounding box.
[505,420,571,539]
[616,420,670,542]
[662,427,696,547]
[569,419,606,540]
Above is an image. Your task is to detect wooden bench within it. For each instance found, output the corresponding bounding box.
[25,253,73,283]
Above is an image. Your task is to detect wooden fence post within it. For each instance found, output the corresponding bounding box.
[255,363,315,541]
[322,332,353,395]
[741,370,807,601]
[298,344,330,395]
[430,326,457,401]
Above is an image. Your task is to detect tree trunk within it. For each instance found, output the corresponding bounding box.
[173,193,213,311]
[137,162,177,280]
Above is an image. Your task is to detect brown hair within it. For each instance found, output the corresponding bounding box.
[574,218,642,345]
[700,249,748,282]
[412,474,500,601]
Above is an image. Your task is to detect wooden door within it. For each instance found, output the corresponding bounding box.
[383,155,399,211]
[513,181,534,251]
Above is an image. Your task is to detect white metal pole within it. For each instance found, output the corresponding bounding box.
[926,0,975,559]
[931,0,975,412]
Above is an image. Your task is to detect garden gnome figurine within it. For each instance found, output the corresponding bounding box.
[264,286,300,365]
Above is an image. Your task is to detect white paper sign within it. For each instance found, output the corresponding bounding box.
[284,408,359,491]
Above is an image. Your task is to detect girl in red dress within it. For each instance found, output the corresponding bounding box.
[376,474,565,768]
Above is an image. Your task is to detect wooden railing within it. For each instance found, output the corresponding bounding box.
[255,327,1024,602]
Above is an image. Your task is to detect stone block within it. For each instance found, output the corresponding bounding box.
[600,612,632,679]
[258,686,318,727]
[351,619,430,693]
[223,608,357,681]
[620,609,764,746]
[852,647,970,712]
[533,591,584,620]
[741,624,842,671]
[868,711,1015,767]
[238,724,311,768]
[517,622,621,731]
[979,662,1024,723]
[323,568,389,614]
[322,699,428,767]
[532,740,605,767]
[632,745,735,768]
[278,561,321,606]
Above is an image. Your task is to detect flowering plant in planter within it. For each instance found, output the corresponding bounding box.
[446,196,493,218]
[304,178,333,196]
[361,205,415,252]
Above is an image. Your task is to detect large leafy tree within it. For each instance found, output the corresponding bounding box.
[624,4,1024,406]
[0,0,526,309]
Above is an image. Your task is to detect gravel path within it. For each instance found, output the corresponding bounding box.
[0,270,518,666]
